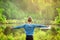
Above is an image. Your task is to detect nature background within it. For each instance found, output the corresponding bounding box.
[0,0,60,40]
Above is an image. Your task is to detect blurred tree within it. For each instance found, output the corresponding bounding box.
[0,8,6,23]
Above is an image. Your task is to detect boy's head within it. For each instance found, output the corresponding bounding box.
[28,16,32,22]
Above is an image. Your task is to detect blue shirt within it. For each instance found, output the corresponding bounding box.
[13,24,47,35]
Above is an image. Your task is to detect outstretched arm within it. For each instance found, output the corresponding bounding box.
[34,24,51,29]
[12,24,25,29]
[40,25,51,29]
[34,24,47,28]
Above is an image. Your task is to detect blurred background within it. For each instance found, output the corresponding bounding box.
[0,0,60,40]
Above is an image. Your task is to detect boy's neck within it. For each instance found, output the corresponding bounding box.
[28,22,31,24]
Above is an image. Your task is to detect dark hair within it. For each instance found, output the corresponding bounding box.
[28,16,32,22]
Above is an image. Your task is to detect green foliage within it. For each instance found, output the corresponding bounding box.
[0,8,6,23]
[52,8,60,25]
[55,8,60,24]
